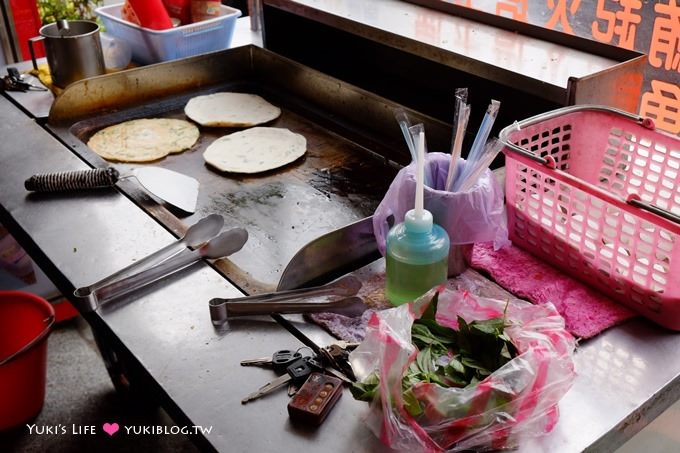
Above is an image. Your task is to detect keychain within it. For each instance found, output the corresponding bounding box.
[1,68,47,92]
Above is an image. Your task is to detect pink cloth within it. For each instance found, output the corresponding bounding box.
[306,310,377,343]
[470,242,637,339]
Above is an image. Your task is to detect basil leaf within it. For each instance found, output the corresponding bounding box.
[352,294,519,412]
[420,292,439,320]
[350,372,380,401]
[416,347,435,374]
[403,388,423,417]
[447,356,466,375]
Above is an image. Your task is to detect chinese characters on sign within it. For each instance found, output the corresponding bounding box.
[443,0,680,134]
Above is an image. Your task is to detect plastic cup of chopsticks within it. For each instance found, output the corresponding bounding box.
[373,152,508,277]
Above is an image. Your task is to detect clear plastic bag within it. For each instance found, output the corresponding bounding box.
[373,152,509,275]
[349,287,577,452]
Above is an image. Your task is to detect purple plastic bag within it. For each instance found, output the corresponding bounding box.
[373,152,509,275]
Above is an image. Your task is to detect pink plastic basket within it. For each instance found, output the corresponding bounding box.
[500,105,680,330]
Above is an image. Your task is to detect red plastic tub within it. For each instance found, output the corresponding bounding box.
[0,290,55,430]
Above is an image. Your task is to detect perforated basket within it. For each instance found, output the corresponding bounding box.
[500,105,680,330]
[96,3,241,65]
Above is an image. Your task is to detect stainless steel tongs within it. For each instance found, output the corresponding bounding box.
[209,274,368,324]
[74,214,248,312]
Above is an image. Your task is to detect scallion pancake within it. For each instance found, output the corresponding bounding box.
[203,127,306,173]
[87,118,199,163]
[184,92,281,128]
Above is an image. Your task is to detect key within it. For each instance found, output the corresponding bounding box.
[331,341,360,352]
[240,349,302,372]
[321,344,357,382]
[4,67,46,92]
[270,313,357,382]
[7,67,22,80]
[287,382,300,397]
[326,344,350,360]
[241,356,322,404]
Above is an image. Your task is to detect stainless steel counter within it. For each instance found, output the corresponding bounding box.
[4,84,680,453]
[1,3,679,452]
[0,94,384,452]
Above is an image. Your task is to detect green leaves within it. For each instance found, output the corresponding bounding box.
[38,0,103,26]
[456,316,517,376]
[349,372,380,401]
[351,297,518,408]
[408,313,516,390]
[411,321,456,353]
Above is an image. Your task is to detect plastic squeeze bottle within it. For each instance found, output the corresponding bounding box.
[385,129,450,306]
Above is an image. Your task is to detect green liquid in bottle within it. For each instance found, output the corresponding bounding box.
[385,255,448,306]
[384,208,450,306]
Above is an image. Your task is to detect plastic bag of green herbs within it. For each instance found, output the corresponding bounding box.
[349,287,576,452]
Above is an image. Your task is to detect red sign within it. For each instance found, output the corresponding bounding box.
[10,0,44,60]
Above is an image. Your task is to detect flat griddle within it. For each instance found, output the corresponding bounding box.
[45,45,452,294]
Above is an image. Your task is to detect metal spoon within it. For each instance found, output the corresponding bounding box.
[74,213,224,300]
[75,225,247,311]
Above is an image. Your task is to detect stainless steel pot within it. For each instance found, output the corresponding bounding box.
[28,20,106,88]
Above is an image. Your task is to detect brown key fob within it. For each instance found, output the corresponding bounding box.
[287,372,343,426]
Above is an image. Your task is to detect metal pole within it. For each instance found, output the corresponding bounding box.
[0,0,21,63]
[248,0,262,32]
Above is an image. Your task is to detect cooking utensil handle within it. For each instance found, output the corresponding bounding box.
[75,240,188,298]
[209,275,363,324]
[25,168,120,192]
[94,249,199,306]
[28,36,44,72]
[216,296,366,319]
[95,227,247,305]
[212,275,361,306]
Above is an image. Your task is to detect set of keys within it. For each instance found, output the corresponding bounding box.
[240,350,324,404]
[240,342,358,404]
[1,67,47,92]
[239,313,359,405]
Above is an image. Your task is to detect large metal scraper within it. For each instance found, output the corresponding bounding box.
[24,166,199,213]
[277,216,380,291]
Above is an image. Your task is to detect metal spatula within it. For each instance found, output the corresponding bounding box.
[277,216,379,291]
[24,166,199,213]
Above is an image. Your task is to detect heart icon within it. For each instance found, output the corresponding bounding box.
[103,422,120,436]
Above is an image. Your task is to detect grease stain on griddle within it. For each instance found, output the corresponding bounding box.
[203,179,374,288]
[309,161,395,213]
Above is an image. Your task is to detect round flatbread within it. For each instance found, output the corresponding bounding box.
[87,118,199,163]
[203,127,306,174]
[184,92,281,127]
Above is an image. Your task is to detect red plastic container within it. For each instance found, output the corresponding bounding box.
[0,290,55,430]
[163,0,191,25]
[126,0,173,30]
